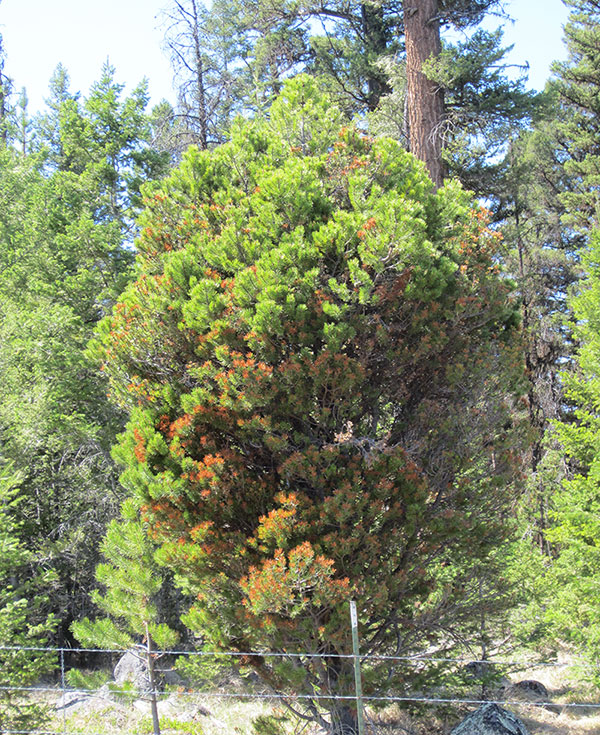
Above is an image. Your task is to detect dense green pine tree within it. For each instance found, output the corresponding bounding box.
[552,0,600,232]
[0,66,170,640]
[500,110,580,545]
[0,462,55,732]
[72,499,178,735]
[33,64,78,167]
[512,0,600,673]
[544,229,600,681]
[94,77,527,735]
[498,0,600,558]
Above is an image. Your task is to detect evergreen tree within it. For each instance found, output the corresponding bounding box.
[160,0,533,189]
[403,0,445,186]
[161,0,253,149]
[515,0,600,671]
[424,29,538,196]
[0,66,170,640]
[94,77,527,735]
[33,64,78,168]
[497,98,581,554]
[544,229,600,681]
[0,462,55,732]
[14,87,31,155]
[72,500,178,735]
[552,0,600,232]
[498,0,600,561]
[0,21,12,146]
[243,0,504,117]
[244,0,529,187]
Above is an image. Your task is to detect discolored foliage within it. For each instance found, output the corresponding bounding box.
[95,78,527,733]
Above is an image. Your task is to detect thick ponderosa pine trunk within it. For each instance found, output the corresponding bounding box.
[403,0,445,188]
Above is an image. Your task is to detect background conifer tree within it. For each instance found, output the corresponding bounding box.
[543,230,600,681]
[0,462,55,732]
[0,66,170,641]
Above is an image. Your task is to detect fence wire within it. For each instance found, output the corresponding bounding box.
[2,644,598,735]
[0,643,570,666]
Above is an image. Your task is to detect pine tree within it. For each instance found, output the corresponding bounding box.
[33,64,78,168]
[0,462,55,732]
[94,77,527,735]
[246,0,522,186]
[403,0,445,186]
[497,0,600,564]
[497,96,581,555]
[0,66,170,640]
[0,24,12,146]
[159,0,533,189]
[552,0,600,232]
[72,500,178,735]
[424,29,538,196]
[519,0,600,673]
[543,229,600,681]
[161,0,252,148]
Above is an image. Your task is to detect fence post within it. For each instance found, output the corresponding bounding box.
[60,647,66,734]
[350,600,365,735]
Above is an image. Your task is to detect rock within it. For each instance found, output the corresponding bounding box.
[161,667,185,687]
[113,650,151,693]
[55,685,121,716]
[132,693,210,721]
[507,680,548,699]
[96,683,114,700]
[55,691,88,710]
[133,699,151,715]
[157,694,211,720]
[451,702,530,735]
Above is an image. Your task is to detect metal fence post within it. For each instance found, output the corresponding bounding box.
[350,600,365,735]
[60,647,67,734]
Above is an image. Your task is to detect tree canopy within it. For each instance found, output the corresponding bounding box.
[94,76,527,733]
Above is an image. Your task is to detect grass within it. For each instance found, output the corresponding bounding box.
[29,651,600,734]
[46,685,299,735]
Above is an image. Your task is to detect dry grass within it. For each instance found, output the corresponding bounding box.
[47,690,292,735]
[498,654,600,735]
[35,651,600,735]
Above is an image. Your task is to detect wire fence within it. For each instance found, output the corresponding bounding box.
[1,642,599,735]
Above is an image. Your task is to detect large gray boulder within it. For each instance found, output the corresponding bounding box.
[113,651,151,693]
[451,703,529,735]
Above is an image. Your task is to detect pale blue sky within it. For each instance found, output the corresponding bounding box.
[0,0,570,114]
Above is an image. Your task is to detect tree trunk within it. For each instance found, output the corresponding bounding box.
[403,0,445,188]
[0,37,6,147]
[0,75,7,147]
[361,2,391,110]
[145,625,161,735]
[330,704,358,735]
[190,0,208,149]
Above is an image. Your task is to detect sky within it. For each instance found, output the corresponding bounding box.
[0,0,571,115]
